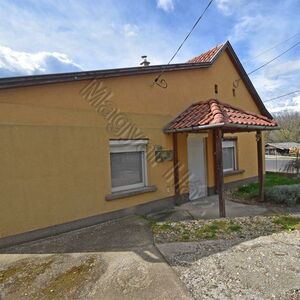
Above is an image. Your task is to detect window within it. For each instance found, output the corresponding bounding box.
[222,140,237,172]
[110,140,148,192]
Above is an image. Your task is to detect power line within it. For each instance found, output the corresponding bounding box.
[233,39,300,87]
[264,89,300,102]
[246,32,300,62]
[247,40,300,75]
[152,0,215,87]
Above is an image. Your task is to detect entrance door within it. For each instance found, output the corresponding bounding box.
[187,134,207,200]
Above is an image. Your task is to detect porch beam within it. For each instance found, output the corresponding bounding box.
[173,133,180,205]
[214,128,226,217]
[256,130,265,201]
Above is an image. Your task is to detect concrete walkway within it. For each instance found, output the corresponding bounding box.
[0,197,281,299]
[148,195,269,222]
[0,216,192,300]
[179,195,269,219]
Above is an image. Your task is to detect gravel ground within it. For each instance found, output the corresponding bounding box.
[153,215,289,244]
[157,231,300,300]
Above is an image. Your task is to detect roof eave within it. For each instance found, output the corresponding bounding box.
[164,123,280,133]
[164,123,225,133]
[222,123,280,131]
[0,62,211,90]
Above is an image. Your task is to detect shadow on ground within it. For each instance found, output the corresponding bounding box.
[0,216,192,299]
[1,198,298,299]
[1,196,298,256]
[0,216,157,257]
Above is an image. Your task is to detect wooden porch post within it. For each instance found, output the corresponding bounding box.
[173,133,180,205]
[214,128,226,218]
[256,130,265,202]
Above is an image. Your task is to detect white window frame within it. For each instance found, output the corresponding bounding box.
[109,140,148,193]
[222,140,237,172]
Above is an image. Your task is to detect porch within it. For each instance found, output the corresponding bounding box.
[164,99,279,217]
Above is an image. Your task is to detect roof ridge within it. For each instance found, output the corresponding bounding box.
[208,99,225,124]
[188,98,275,124]
[164,98,278,133]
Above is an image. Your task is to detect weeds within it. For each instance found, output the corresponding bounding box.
[273,216,300,231]
[152,219,242,242]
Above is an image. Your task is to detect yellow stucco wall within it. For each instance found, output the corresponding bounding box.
[0,50,265,237]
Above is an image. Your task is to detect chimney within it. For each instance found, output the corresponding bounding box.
[140,55,150,67]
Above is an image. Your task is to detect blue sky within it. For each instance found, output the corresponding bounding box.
[0,0,300,112]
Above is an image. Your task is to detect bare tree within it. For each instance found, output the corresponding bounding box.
[266,111,300,142]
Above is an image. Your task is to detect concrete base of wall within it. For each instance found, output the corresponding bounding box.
[0,196,175,249]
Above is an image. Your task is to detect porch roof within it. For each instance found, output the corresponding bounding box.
[164,99,279,133]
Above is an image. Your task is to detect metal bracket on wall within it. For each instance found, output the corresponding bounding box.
[154,145,174,162]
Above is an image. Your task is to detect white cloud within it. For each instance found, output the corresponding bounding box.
[215,0,243,16]
[268,94,300,113]
[249,54,300,113]
[123,24,139,37]
[0,1,178,70]
[229,15,264,43]
[157,0,174,12]
[217,0,300,113]
[266,59,300,77]
[251,73,285,96]
[0,45,81,77]
[251,68,300,113]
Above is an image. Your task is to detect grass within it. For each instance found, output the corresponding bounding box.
[151,222,173,234]
[152,215,300,243]
[195,220,242,240]
[235,173,300,199]
[228,222,243,232]
[273,215,300,231]
[152,219,242,241]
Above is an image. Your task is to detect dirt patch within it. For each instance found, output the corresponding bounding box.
[34,257,98,300]
[0,254,106,300]
[0,256,54,299]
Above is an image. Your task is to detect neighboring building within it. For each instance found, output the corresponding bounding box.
[0,41,278,246]
[265,142,300,156]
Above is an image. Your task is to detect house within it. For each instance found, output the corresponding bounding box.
[0,41,278,247]
[265,142,300,156]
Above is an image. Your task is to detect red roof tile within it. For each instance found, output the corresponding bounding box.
[164,99,278,132]
[187,44,224,63]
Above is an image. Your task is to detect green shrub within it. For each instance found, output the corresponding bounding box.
[234,173,300,199]
[265,184,300,206]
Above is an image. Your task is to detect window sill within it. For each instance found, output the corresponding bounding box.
[105,185,157,201]
[224,169,245,176]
